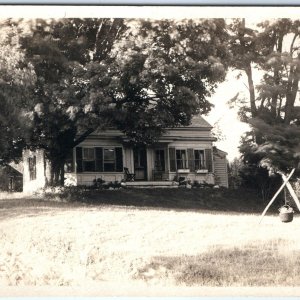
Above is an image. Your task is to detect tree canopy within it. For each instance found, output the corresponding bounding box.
[229,18,300,173]
[0,20,35,165]
[106,19,229,144]
[3,17,299,187]
[0,18,230,186]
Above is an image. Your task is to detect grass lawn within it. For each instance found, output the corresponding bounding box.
[0,188,300,290]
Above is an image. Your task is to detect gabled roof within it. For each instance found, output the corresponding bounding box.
[0,165,23,176]
[213,147,228,158]
[85,114,213,139]
[10,162,23,174]
[187,114,212,128]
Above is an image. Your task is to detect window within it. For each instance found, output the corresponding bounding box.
[194,150,205,170]
[28,156,36,181]
[176,149,187,169]
[103,148,115,172]
[83,148,95,160]
[82,148,96,172]
[77,147,123,173]
[154,149,165,171]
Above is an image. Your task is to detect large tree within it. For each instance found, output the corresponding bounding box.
[0,20,35,165]
[18,18,229,186]
[20,18,128,185]
[229,18,300,174]
[108,19,229,143]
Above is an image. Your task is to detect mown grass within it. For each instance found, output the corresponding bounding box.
[0,188,297,287]
[135,239,300,286]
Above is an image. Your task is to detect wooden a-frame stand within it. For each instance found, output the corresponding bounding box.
[259,168,300,224]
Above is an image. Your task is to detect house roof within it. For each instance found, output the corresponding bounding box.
[0,165,23,177]
[86,114,213,140]
[10,162,23,174]
[184,114,212,128]
[215,148,228,155]
[213,147,228,158]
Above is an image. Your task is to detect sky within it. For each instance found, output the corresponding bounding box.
[206,71,251,162]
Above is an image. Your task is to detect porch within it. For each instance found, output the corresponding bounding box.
[68,143,215,186]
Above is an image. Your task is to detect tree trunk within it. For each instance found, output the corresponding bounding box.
[60,163,65,187]
[47,157,66,187]
[245,64,257,117]
[271,70,280,118]
[284,59,300,125]
[270,34,283,119]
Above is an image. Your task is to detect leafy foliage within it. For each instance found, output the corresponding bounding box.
[102,19,230,144]
[229,18,300,174]
[13,18,229,185]
[0,20,36,165]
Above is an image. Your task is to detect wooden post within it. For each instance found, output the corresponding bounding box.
[281,174,300,212]
[259,168,295,224]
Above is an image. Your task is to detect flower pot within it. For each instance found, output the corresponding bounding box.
[279,205,294,223]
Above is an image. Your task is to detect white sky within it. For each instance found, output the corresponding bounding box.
[206,71,251,162]
[1,5,299,161]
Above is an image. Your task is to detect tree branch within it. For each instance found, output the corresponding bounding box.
[290,33,298,55]
[93,19,104,56]
[245,64,257,116]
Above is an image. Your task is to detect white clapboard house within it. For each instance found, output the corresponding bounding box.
[23,114,228,192]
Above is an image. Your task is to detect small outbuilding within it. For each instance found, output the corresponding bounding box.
[0,164,23,192]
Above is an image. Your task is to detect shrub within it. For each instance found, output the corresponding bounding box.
[92,178,105,189]
[36,179,125,202]
[192,180,214,189]
[35,186,88,202]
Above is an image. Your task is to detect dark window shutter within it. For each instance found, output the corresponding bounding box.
[71,149,75,173]
[115,147,123,172]
[205,149,213,172]
[169,147,176,172]
[187,148,195,171]
[95,147,103,172]
[76,147,83,173]
[70,150,74,172]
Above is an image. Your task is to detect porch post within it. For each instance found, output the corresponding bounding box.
[166,145,170,179]
[73,147,77,174]
[146,148,152,181]
[125,147,134,174]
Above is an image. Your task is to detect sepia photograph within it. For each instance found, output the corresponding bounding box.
[0,5,300,296]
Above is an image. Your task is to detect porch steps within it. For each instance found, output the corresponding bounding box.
[124,181,179,188]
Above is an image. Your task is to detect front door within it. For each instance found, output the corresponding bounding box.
[133,148,147,180]
[154,149,165,171]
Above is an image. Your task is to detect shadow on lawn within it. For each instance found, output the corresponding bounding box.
[134,239,300,286]
[76,188,278,214]
[0,188,283,220]
[0,197,86,221]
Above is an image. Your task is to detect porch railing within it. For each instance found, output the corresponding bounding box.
[152,170,169,181]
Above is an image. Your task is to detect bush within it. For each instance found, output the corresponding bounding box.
[92,179,123,190]
[92,178,106,189]
[35,186,88,202]
[36,180,125,202]
[192,180,215,189]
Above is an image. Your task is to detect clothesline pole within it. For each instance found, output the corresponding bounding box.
[259,168,295,224]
